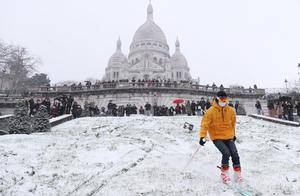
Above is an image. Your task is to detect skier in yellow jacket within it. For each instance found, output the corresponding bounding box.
[199,91,242,183]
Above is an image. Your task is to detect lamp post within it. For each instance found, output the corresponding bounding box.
[284,79,288,93]
[298,63,300,81]
[297,63,300,93]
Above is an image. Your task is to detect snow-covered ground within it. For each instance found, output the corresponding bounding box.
[0,116,299,196]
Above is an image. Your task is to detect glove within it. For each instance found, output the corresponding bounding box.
[233,136,236,141]
[199,137,206,146]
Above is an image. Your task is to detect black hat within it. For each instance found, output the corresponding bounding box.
[217,91,227,98]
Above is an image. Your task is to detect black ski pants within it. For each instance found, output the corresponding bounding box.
[213,139,240,168]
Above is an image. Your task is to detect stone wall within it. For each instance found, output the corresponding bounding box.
[0,115,12,134]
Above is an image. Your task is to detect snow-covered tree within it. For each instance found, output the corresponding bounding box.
[9,100,31,134]
[32,105,50,132]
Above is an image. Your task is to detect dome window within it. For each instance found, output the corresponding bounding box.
[159,44,162,47]
[147,43,151,45]
[153,57,158,63]
[159,58,163,65]
[153,43,157,46]
[141,43,145,46]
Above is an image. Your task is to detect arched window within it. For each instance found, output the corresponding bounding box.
[135,58,139,63]
[159,58,163,65]
[153,57,157,63]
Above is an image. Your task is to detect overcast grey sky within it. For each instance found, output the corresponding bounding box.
[1,0,300,88]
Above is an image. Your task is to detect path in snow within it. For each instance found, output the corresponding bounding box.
[0,116,299,195]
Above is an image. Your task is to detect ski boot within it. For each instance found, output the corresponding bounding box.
[220,165,230,183]
[233,166,243,183]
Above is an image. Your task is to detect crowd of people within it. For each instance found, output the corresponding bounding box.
[102,99,210,117]
[20,95,244,119]
[58,79,198,90]
[255,99,300,121]
[98,97,242,117]
[25,95,79,118]
[41,80,259,94]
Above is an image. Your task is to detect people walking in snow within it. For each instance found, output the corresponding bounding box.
[185,101,192,116]
[205,98,212,111]
[275,101,283,119]
[139,106,145,115]
[175,103,182,115]
[296,102,300,118]
[255,100,263,115]
[199,91,242,183]
[196,101,202,116]
[267,100,276,117]
[144,102,151,116]
[191,101,196,115]
[234,101,239,113]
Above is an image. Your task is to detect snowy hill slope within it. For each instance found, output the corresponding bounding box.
[0,116,299,195]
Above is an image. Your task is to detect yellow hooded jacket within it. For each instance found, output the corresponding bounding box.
[199,101,236,140]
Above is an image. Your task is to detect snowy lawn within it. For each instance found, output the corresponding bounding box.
[0,116,299,195]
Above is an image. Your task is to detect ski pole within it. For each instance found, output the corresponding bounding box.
[182,146,201,172]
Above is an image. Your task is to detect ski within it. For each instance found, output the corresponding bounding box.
[233,181,263,196]
[225,180,253,196]
[217,166,261,196]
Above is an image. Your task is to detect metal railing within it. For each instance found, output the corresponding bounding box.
[28,82,265,96]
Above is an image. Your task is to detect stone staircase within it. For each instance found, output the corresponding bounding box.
[242,99,268,115]
[75,95,268,115]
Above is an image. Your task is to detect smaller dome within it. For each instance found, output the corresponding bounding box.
[171,39,188,67]
[108,52,128,67]
[108,38,128,67]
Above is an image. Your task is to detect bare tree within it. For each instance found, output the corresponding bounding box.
[0,40,41,92]
[0,40,11,73]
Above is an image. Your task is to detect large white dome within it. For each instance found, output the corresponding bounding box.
[131,3,168,46]
[132,20,168,45]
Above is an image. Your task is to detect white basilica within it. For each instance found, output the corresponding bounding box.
[103,2,192,82]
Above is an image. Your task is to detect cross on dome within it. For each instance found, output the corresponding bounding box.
[147,0,153,20]
[116,37,122,52]
[176,37,180,51]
